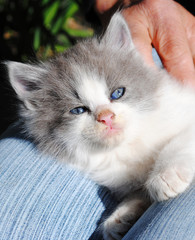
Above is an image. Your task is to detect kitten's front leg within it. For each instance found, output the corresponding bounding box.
[146,128,195,201]
[102,193,150,240]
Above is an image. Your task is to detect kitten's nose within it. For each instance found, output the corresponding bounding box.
[97,109,115,127]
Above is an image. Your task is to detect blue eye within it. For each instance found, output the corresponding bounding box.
[70,107,88,115]
[111,87,125,100]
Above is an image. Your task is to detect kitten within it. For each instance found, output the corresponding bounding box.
[7,13,195,240]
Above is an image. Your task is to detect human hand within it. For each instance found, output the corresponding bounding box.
[95,0,195,86]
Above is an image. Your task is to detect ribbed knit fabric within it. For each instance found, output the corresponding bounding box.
[123,185,195,240]
[1,124,195,240]
[0,124,117,240]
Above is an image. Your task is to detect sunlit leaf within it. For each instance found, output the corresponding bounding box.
[44,1,60,29]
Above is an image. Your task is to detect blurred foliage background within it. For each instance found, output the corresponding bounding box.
[0,0,98,134]
[0,0,94,62]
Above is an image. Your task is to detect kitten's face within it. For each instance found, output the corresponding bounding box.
[60,70,133,150]
[41,49,140,153]
[7,13,160,157]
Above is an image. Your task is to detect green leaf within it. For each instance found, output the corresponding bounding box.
[44,1,60,29]
[33,28,41,50]
[64,2,78,20]
[55,45,69,52]
[65,28,94,38]
[51,16,64,35]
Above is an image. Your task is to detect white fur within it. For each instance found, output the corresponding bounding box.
[69,77,195,240]
[77,69,110,110]
[69,73,195,198]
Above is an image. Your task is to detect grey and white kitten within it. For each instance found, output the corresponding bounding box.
[7,13,195,240]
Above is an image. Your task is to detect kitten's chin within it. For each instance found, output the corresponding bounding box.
[98,126,124,149]
[81,122,125,151]
[84,134,124,153]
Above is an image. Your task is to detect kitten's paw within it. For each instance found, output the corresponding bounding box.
[102,198,149,240]
[147,166,193,201]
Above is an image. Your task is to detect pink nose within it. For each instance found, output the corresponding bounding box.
[97,109,115,127]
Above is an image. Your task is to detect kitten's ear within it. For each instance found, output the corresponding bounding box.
[101,12,134,50]
[6,61,47,100]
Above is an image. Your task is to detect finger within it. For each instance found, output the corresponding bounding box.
[155,24,195,84]
[178,4,195,68]
[150,1,195,85]
[95,0,118,13]
[189,29,195,66]
[122,8,154,66]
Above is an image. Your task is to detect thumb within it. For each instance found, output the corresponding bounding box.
[151,2,195,84]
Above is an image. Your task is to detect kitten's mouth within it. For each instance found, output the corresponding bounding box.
[102,125,122,138]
